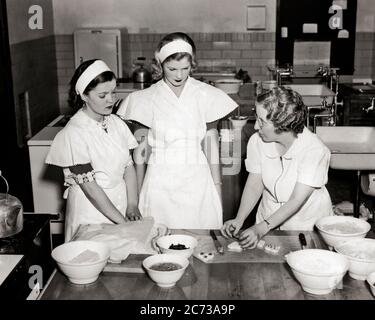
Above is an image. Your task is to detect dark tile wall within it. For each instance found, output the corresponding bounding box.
[10,35,60,135]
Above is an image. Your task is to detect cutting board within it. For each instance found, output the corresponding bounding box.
[192,233,317,264]
[103,254,149,273]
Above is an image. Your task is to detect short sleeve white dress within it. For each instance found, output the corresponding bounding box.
[45,109,138,241]
[245,127,334,230]
[117,77,238,229]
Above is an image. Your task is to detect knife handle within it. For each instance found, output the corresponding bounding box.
[299,233,307,247]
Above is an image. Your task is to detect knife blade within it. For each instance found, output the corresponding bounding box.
[210,230,224,255]
[299,233,307,250]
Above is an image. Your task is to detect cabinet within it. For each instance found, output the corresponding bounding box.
[341,84,375,125]
[276,0,357,74]
[74,29,122,78]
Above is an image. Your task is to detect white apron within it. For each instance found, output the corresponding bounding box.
[46,110,138,241]
[118,77,237,229]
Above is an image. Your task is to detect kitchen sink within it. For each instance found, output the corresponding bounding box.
[316,126,375,170]
[285,84,335,106]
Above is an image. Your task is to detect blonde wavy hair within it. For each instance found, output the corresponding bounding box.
[151,32,197,81]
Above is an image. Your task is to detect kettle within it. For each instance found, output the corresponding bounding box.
[0,171,23,238]
[132,57,151,83]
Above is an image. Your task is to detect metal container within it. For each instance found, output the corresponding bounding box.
[132,57,151,83]
[0,172,23,238]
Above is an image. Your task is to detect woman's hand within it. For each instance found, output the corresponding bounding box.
[125,205,142,221]
[238,222,268,249]
[221,218,244,239]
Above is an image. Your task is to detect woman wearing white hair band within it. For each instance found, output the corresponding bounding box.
[117,32,238,229]
[46,59,141,241]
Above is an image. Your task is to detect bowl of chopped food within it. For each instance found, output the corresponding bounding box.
[335,238,375,280]
[156,234,198,258]
[142,253,189,288]
[51,240,110,285]
[285,249,349,295]
[315,215,371,249]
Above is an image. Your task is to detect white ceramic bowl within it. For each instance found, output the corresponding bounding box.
[335,238,375,280]
[315,215,371,249]
[214,79,243,94]
[156,234,198,258]
[285,249,349,295]
[366,271,375,297]
[142,254,189,288]
[229,116,249,129]
[51,240,110,285]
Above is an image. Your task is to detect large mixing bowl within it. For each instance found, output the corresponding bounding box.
[285,249,349,295]
[315,215,370,249]
[335,238,375,281]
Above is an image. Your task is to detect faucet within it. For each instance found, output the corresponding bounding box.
[311,97,337,133]
[362,97,375,113]
[275,64,294,85]
[316,65,329,77]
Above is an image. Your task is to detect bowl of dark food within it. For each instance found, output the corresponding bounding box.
[156,234,198,258]
[142,253,189,288]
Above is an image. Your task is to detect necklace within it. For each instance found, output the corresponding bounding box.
[100,116,109,133]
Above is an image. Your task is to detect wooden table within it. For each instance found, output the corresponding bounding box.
[39,230,374,300]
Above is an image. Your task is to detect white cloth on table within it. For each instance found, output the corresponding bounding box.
[245,127,333,230]
[45,109,138,241]
[117,77,238,229]
[72,217,163,263]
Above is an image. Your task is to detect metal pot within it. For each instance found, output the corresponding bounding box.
[0,173,23,238]
[132,57,151,83]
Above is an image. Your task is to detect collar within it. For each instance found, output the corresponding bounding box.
[261,127,309,160]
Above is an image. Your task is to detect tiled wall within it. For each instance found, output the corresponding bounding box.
[10,35,60,137]
[55,32,375,114]
[354,32,375,81]
[56,32,276,113]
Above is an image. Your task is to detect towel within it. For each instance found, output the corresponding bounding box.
[72,217,167,263]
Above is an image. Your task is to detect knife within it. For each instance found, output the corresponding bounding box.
[210,230,224,255]
[299,233,307,250]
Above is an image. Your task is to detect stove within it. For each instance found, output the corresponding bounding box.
[0,213,57,299]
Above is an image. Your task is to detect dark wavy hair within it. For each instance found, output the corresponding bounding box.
[256,86,307,135]
[151,32,197,81]
[68,59,116,112]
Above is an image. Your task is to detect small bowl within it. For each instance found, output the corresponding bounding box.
[156,234,198,258]
[143,254,189,288]
[366,271,375,297]
[315,215,371,249]
[229,116,249,130]
[285,249,349,295]
[335,238,375,280]
[51,240,110,285]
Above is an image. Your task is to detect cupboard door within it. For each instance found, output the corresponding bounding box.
[276,0,357,74]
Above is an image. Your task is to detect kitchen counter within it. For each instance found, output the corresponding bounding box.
[39,230,374,300]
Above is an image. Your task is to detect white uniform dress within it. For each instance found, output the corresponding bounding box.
[45,109,138,241]
[117,77,237,229]
[245,127,333,230]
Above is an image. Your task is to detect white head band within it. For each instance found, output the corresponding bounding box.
[75,60,111,97]
[155,39,193,63]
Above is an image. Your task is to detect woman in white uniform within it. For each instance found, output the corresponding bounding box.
[117,32,238,229]
[221,86,333,248]
[46,59,141,241]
